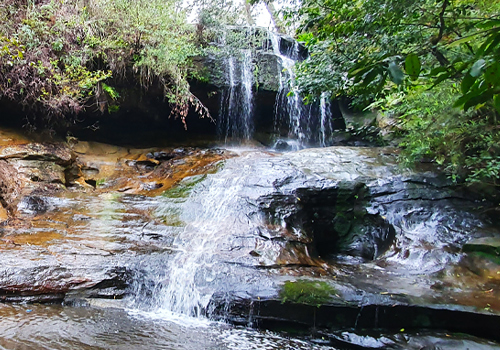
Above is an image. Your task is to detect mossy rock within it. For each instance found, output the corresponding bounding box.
[279,280,336,307]
[463,237,500,262]
[162,174,207,199]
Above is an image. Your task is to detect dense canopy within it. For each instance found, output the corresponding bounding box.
[287,0,500,188]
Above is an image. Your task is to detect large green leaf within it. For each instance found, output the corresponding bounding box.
[429,66,449,76]
[404,54,421,81]
[447,35,476,48]
[429,71,453,89]
[485,62,500,86]
[454,86,484,108]
[388,62,404,85]
[494,94,500,114]
[362,68,380,86]
[476,19,500,30]
[464,90,494,110]
[461,73,476,94]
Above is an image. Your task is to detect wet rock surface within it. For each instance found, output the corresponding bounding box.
[198,147,500,342]
[211,297,500,341]
[0,134,499,347]
[0,132,232,302]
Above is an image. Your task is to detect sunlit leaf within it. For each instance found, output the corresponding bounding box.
[447,35,475,48]
[405,54,421,81]
[494,94,500,114]
[484,33,500,56]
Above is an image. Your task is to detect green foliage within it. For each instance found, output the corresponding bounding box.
[196,25,268,91]
[288,0,500,193]
[279,280,336,306]
[0,0,208,126]
[101,83,119,100]
[381,82,500,186]
[291,0,500,112]
[196,0,247,28]
[96,178,106,187]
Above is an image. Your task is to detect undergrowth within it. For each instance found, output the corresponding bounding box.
[380,82,500,191]
[0,0,209,128]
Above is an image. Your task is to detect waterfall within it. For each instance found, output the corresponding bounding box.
[128,154,270,319]
[269,32,307,145]
[268,31,338,148]
[214,28,337,147]
[319,92,334,147]
[218,49,254,141]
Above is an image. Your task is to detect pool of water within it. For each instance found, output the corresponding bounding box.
[0,303,334,350]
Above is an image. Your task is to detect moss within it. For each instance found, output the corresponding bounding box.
[160,208,185,227]
[206,160,225,174]
[96,178,106,187]
[469,251,500,265]
[162,174,207,199]
[279,280,336,307]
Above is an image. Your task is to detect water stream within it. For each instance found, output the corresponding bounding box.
[319,92,334,147]
[269,32,308,145]
[218,50,254,141]
[130,155,259,317]
[0,11,497,346]
[1,131,500,349]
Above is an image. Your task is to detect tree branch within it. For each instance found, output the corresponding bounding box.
[435,0,449,44]
[430,0,450,66]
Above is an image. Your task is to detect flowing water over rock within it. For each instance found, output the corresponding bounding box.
[211,28,340,148]
[218,50,255,141]
[268,31,315,148]
[264,32,339,149]
[1,131,500,349]
[319,93,335,147]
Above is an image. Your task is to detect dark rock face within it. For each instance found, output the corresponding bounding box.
[210,296,500,345]
[259,184,396,260]
[0,143,72,215]
[196,52,282,92]
[255,146,492,266]
[17,195,48,215]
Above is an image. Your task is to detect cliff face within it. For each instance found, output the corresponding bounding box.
[66,29,311,145]
[1,20,347,148]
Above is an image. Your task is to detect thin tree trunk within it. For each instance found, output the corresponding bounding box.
[264,1,284,33]
[244,0,255,26]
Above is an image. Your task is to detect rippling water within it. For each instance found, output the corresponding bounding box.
[2,145,500,349]
[0,303,335,350]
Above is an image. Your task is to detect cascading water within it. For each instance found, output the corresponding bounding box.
[218,49,255,141]
[268,31,339,148]
[214,28,338,147]
[269,32,307,146]
[128,154,276,319]
[319,92,334,147]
